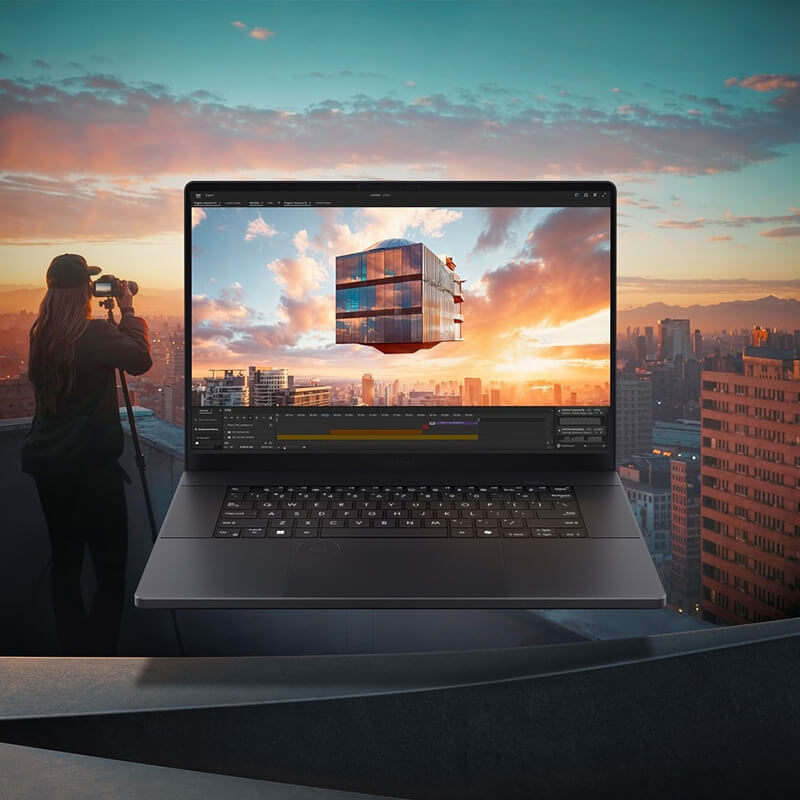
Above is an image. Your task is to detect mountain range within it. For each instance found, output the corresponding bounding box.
[617,296,799,334]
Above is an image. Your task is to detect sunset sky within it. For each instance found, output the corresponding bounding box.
[191,205,610,382]
[1,1,799,308]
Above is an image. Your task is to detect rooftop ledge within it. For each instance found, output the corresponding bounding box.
[0,407,184,459]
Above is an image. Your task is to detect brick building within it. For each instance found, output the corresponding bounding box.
[700,346,800,624]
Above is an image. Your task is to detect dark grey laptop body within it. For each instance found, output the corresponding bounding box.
[135,181,666,609]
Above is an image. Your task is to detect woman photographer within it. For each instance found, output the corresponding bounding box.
[21,254,152,655]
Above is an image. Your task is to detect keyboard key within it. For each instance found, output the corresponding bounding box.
[294,528,318,537]
[268,528,292,538]
[221,510,259,519]
[450,528,473,538]
[321,528,447,538]
[242,527,267,537]
[502,529,529,538]
[267,518,294,528]
[215,528,240,537]
[538,510,580,518]
[224,500,254,510]
[560,530,586,538]
[531,529,558,538]
[476,528,499,538]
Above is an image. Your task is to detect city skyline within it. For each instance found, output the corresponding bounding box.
[191,364,609,408]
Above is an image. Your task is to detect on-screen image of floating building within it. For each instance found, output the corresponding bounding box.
[335,238,464,354]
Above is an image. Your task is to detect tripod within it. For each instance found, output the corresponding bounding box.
[102,299,185,656]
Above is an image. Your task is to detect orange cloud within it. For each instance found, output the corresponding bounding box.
[3,73,800,186]
[737,74,799,91]
[760,226,800,238]
[231,20,246,29]
[249,27,274,40]
[0,177,182,242]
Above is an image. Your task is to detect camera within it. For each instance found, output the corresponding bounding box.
[91,274,139,298]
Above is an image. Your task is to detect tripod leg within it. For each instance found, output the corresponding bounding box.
[118,368,185,655]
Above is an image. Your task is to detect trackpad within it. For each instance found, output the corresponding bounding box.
[288,539,507,598]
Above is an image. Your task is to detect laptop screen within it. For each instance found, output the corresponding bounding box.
[188,183,612,456]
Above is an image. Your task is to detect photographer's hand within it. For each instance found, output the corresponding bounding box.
[116,280,134,312]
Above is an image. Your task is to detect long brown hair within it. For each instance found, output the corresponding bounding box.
[28,283,92,416]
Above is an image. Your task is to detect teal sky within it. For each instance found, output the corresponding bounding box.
[1,1,799,304]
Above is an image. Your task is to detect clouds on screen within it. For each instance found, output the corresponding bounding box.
[244,215,277,241]
[192,206,610,381]
[191,207,206,229]
[267,254,328,299]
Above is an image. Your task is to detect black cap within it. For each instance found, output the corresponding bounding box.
[46,254,102,289]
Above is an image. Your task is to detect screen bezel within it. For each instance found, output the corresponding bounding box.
[184,180,616,473]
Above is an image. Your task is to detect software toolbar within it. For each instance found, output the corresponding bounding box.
[191,407,609,453]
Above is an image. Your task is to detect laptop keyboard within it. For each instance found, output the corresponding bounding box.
[215,485,586,539]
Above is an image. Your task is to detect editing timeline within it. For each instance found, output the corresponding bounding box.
[191,407,609,453]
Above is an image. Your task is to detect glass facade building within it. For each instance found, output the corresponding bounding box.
[335,239,464,354]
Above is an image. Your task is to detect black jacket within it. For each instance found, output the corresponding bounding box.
[21,313,152,476]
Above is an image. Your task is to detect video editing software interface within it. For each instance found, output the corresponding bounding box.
[190,186,612,454]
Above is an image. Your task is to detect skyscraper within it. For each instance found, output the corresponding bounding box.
[670,455,701,613]
[616,368,653,463]
[650,360,684,422]
[335,239,464,353]
[694,328,702,358]
[464,377,482,406]
[659,318,691,360]
[553,383,562,405]
[248,366,289,406]
[274,385,332,406]
[202,370,246,406]
[700,346,800,624]
[645,326,655,356]
[362,373,375,406]
[636,335,647,365]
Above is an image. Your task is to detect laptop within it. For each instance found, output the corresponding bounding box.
[135,180,666,609]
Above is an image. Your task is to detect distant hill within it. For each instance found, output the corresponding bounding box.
[0,285,184,318]
[617,296,800,333]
